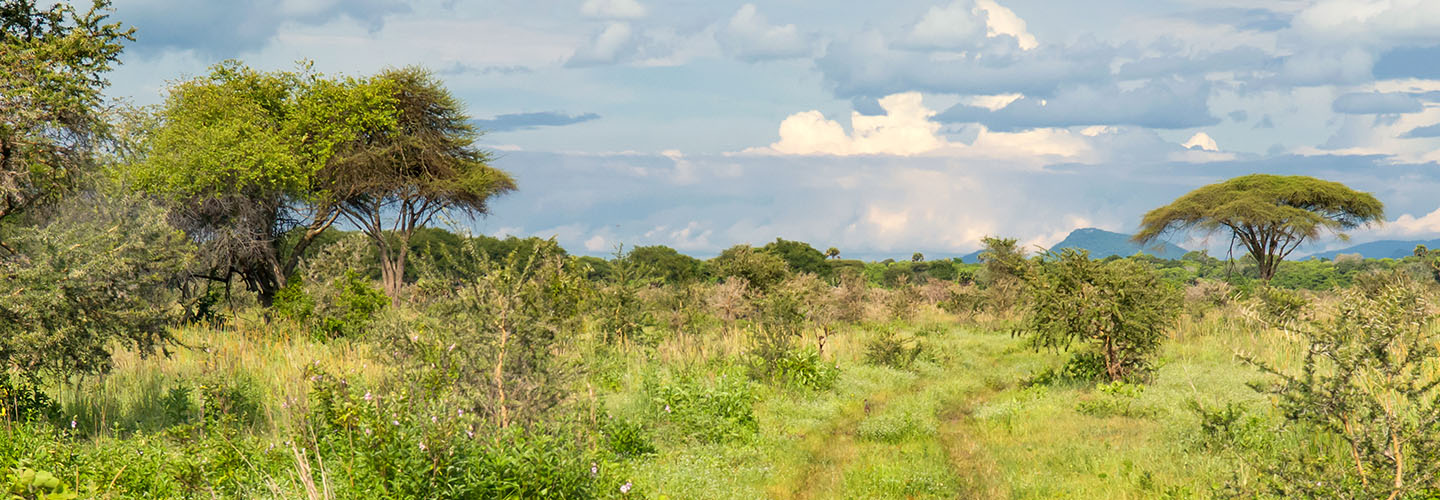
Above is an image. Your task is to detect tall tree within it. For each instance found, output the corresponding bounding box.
[131,62,394,305]
[1133,174,1384,281]
[0,0,133,247]
[327,67,515,302]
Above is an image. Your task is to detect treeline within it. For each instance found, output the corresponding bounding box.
[307,225,1430,293]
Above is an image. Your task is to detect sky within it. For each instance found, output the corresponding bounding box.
[101,0,1440,259]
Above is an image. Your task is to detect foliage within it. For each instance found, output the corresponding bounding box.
[1022,250,1180,381]
[397,238,587,428]
[1135,174,1384,281]
[711,244,790,293]
[1242,273,1440,498]
[4,467,76,500]
[863,328,924,369]
[0,373,55,424]
[327,67,516,301]
[760,238,830,277]
[592,247,655,345]
[625,245,706,284]
[131,61,396,304]
[976,236,1028,286]
[646,372,757,444]
[768,347,839,391]
[0,181,190,377]
[1252,285,1308,326]
[305,372,607,499]
[0,0,133,232]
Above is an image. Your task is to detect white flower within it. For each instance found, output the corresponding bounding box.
[69,418,77,429]
[590,463,598,476]
[392,420,400,426]
[431,415,438,424]
[419,442,427,451]
[620,481,632,494]
[364,391,373,401]
[664,404,671,414]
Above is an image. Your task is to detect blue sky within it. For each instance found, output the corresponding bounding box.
[105,0,1440,258]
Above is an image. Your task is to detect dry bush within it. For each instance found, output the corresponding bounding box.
[1183,278,1235,316]
[706,278,753,323]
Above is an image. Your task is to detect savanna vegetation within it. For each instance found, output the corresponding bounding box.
[8,2,1440,499]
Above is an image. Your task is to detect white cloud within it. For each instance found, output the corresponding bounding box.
[580,0,647,19]
[566,22,636,66]
[1183,132,1220,151]
[761,92,944,156]
[975,0,1038,50]
[965,93,1024,111]
[905,0,988,50]
[584,234,610,252]
[903,0,1036,51]
[718,4,812,61]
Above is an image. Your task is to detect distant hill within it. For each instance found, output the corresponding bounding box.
[1050,228,1188,259]
[1306,238,1440,260]
[956,228,1188,263]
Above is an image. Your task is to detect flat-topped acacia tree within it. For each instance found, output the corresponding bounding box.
[326,67,516,303]
[1133,174,1384,281]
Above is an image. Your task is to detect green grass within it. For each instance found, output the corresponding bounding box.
[5,302,1316,499]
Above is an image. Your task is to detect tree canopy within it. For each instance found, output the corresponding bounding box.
[1134,174,1384,281]
[130,62,396,304]
[326,67,516,302]
[0,0,133,242]
[760,238,829,277]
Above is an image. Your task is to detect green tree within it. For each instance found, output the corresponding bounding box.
[131,62,395,305]
[712,244,791,292]
[911,252,924,262]
[327,67,515,303]
[626,244,705,284]
[1243,273,1440,497]
[761,238,829,277]
[1134,174,1383,281]
[0,0,133,246]
[0,179,191,377]
[1023,250,1180,381]
[824,246,840,259]
[977,236,1027,286]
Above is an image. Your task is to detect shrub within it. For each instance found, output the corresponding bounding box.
[1023,250,1180,382]
[711,245,790,293]
[600,415,656,459]
[1242,273,1440,498]
[863,329,923,369]
[767,348,840,391]
[647,372,757,444]
[1075,380,1153,418]
[0,373,56,424]
[1252,285,1307,326]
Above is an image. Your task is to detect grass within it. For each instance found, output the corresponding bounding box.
[6,299,1328,498]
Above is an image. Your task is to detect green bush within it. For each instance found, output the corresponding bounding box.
[0,374,56,424]
[863,329,923,369]
[600,415,656,459]
[768,348,840,391]
[1023,250,1180,382]
[647,372,757,444]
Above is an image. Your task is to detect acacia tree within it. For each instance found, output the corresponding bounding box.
[0,0,133,247]
[326,67,515,303]
[132,62,394,305]
[1134,174,1383,281]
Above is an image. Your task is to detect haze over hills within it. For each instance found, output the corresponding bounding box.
[1305,238,1440,260]
[958,228,1190,262]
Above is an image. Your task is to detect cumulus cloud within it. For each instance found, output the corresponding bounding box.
[1183,132,1220,151]
[717,4,813,61]
[760,93,945,156]
[1332,91,1425,114]
[580,0,647,19]
[975,0,1038,50]
[903,0,989,50]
